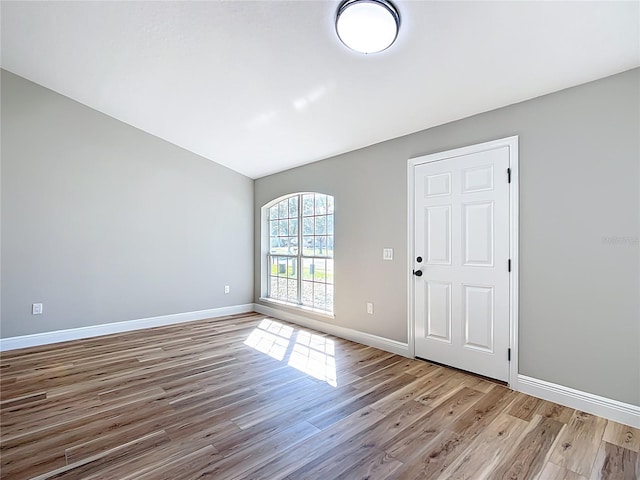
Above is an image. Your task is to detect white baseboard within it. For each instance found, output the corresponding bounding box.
[517,374,640,428]
[0,304,255,352]
[253,303,410,357]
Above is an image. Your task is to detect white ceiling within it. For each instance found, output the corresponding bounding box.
[2,1,639,179]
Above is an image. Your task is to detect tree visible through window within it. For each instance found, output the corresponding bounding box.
[266,193,334,312]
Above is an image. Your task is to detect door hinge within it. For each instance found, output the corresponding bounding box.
[507,168,511,183]
[508,259,511,272]
[508,348,511,361]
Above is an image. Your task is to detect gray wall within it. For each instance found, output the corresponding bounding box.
[1,70,254,338]
[255,68,640,406]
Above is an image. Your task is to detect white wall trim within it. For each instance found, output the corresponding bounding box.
[253,303,410,357]
[406,152,416,359]
[518,374,640,428]
[507,137,520,389]
[258,297,336,320]
[0,304,255,351]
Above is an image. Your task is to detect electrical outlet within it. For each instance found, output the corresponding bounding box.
[32,303,43,315]
[224,285,230,294]
[383,248,393,260]
[366,302,374,314]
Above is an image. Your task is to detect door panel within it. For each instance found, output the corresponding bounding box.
[426,281,451,342]
[413,145,510,382]
[462,201,494,266]
[463,164,494,192]
[425,206,451,264]
[426,172,452,197]
[463,284,494,352]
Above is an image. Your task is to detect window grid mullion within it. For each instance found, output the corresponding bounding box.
[297,194,303,306]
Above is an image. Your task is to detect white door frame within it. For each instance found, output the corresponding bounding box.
[407,136,519,388]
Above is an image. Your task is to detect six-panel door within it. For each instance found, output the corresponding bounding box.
[414,146,510,381]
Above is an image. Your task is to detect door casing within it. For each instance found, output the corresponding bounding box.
[407,136,519,388]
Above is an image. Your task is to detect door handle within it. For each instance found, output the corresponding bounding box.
[413,270,423,277]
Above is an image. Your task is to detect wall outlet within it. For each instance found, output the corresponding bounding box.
[224,285,230,294]
[383,248,393,260]
[366,302,374,315]
[32,303,43,315]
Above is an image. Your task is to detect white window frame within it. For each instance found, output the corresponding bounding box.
[259,192,335,317]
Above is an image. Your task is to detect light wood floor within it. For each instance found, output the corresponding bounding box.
[1,312,638,480]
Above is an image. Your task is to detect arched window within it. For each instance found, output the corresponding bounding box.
[264,193,334,313]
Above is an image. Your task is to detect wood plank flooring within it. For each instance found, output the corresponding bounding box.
[1,312,638,479]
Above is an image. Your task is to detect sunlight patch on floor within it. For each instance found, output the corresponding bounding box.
[288,330,337,387]
[243,319,292,361]
[244,319,337,387]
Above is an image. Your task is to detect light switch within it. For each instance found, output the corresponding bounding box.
[32,303,43,315]
[383,248,393,260]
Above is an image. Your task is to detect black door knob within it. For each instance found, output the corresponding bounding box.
[413,270,423,277]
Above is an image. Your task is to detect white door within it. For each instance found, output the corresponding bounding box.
[413,142,512,382]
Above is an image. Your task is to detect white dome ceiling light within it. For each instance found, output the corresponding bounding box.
[335,0,400,54]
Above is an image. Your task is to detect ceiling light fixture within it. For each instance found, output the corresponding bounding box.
[335,0,400,54]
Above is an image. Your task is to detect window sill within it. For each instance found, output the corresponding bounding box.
[258,297,336,320]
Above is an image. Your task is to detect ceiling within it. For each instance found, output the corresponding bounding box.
[2,1,639,179]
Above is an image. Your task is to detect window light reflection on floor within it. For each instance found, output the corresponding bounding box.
[243,319,292,361]
[244,319,337,387]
